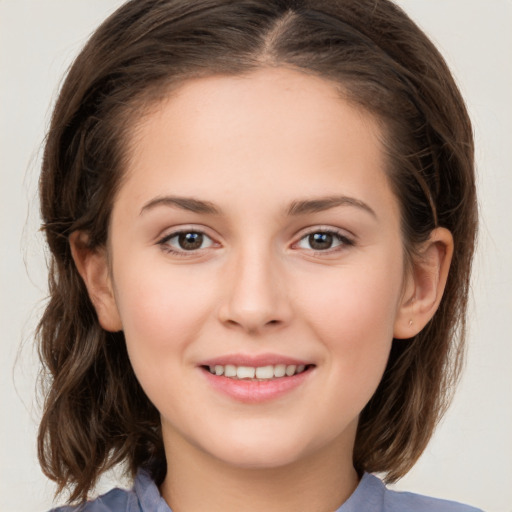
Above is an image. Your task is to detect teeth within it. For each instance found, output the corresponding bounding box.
[285,364,297,376]
[255,365,274,379]
[207,363,308,380]
[224,364,237,377]
[237,366,256,379]
[274,364,286,377]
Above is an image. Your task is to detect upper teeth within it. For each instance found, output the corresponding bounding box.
[208,364,306,380]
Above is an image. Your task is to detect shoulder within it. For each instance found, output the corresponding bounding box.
[47,469,169,512]
[383,486,483,512]
[340,473,484,512]
[48,486,138,512]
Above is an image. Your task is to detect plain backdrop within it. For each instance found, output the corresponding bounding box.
[1,1,510,511]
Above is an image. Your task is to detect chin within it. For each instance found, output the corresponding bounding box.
[216,445,307,470]
[202,427,325,470]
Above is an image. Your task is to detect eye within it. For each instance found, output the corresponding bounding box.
[159,230,215,253]
[295,230,353,251]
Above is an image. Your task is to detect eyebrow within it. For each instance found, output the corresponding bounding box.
[287,195,377,218]
[139,194,376,218]
[140,196,221,215]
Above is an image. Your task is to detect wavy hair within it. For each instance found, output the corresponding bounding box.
[37,0,477,503]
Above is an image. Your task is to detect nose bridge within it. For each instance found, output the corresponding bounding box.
[219,240,290,333]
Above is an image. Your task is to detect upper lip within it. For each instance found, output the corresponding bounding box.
[198,353,313,368]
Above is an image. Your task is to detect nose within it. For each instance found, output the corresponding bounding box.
[217,246,293,335]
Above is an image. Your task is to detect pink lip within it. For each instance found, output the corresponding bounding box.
[198,354,315,404]
[199,353,311,367]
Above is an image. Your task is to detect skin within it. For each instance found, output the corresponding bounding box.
[72,67,453,512]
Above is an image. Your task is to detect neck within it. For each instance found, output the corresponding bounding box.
[160,427,359,512]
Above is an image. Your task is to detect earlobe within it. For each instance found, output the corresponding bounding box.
[69,231,123,332]
[394,227,453,339]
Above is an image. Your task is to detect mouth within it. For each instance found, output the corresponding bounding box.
[202,363,313,380]
[199,357,315,403]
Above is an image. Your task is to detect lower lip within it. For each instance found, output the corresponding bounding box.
[201,367,313,403]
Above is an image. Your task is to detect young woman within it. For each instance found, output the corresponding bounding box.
[37,1,480,510]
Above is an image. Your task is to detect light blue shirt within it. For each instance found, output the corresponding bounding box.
[50,469,483,511]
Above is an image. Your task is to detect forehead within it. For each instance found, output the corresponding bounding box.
[118,67,398,221]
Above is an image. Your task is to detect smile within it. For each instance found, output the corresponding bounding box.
[206,364,308,380]
[200,357,315,403]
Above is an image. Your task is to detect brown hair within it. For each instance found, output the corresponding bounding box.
[37,0,477,503]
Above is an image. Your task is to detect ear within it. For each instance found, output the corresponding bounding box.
[394,227,453,339]
[69,231,123,332]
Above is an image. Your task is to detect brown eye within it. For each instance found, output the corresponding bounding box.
[295,230,353,252]
[308,233,334,250]
[160,230,214,253]
[178,232,204,250]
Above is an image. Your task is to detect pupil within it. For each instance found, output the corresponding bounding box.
[309,233,333,250]
[178,232,203,250]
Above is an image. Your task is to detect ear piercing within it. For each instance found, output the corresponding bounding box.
[408,319,413,327]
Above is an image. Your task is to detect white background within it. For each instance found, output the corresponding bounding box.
[1,1,510,511]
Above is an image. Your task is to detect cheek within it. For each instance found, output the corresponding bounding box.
[112,263,215,370]
[302,267,401,338]
[298,275,399,434]
[296,257,403,384]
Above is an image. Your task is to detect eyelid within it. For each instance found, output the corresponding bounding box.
[156,225,221,256]
[291,226,356,252]
[155,224,355,257]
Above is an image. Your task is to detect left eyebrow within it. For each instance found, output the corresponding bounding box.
[140,196,221,216]
[286,195,377,218]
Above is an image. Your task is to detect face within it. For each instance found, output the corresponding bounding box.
[100,68,413,470]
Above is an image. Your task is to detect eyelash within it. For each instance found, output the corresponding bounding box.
[293,228,355,254]
[157,229,216,257]
[157,227,355,257]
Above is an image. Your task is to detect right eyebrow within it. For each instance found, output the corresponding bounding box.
[286,195,377,218]
[139,195,221,216]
